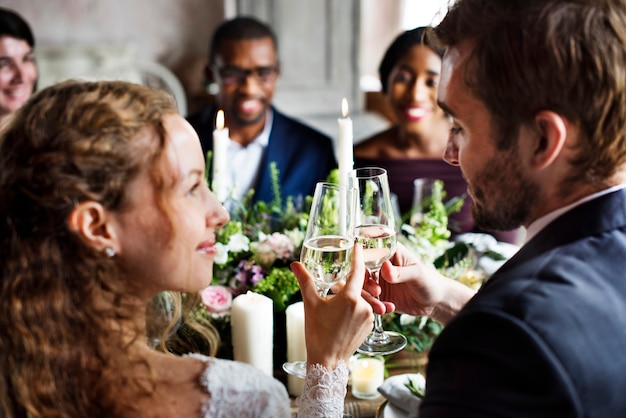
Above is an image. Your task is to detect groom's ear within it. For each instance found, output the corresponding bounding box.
[527,110,568,170]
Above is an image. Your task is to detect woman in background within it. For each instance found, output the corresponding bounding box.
[0,7,37,129]
[355,27,518,243]
[0,80,374,417]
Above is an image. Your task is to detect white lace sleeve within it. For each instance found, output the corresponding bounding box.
[187,354,291,418]
[296,361,349,417]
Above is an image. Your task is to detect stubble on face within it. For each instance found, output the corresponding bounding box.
[470,146,539,232]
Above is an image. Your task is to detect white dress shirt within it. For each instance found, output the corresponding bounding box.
[224,110,273,203]
[524,183,626,243]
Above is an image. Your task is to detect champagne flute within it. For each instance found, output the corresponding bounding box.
[146,291,181,349]
[410,178,436,227]
[282,182,356,378]
[351,167,407,355]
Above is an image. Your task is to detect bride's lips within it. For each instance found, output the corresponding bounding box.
[197,241,217,255]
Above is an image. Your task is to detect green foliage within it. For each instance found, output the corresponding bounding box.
[413,180,456,246]
[251,267,300,312]
[434,242,471,270]
[326,168,339,184]
[399,179,465,264]
[383,313,444,353]
[269,163,282,210]
[203,161,310,314]
[388,179,482,354]
[405,377,425,398]
[225,163,311,239]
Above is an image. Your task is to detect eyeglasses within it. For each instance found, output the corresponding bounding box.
[214,65,279,85]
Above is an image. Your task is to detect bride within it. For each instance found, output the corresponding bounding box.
[0,80,378,417]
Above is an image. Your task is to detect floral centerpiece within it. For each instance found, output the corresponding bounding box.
[196,162,318,358]
[195,167,499,359]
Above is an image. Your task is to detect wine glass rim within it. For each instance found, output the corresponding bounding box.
[315,181,353,191]
[351,167,387,178]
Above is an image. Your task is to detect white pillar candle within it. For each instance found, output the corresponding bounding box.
[351,355,385,399]
[337,98,354,234]
[230,291,274,376]
[337,97,354,189]
[286,302,306,396]
[212,109,229,202]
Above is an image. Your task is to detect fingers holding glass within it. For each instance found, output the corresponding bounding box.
[283,182,357,378]
[350,167,407,356]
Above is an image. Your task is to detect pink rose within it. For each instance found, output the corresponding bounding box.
[200,285,233,313]
[254,232,295,267]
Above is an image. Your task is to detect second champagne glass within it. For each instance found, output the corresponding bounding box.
[282,182,357,378]
[351,167,407,355]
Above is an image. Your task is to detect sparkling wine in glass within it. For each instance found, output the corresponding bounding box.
[283,182,356,379]
[351,167,407,356]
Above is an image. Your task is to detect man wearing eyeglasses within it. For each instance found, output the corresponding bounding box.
[187,16,337,206]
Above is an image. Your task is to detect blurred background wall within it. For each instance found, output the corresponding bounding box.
[0,0,451,138]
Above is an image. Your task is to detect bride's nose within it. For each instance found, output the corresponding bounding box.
[206,190,230,229]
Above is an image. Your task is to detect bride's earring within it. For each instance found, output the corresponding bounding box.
[104,247,116,258]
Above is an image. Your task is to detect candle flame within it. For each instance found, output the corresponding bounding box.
[342,98,349,118]
[216,109,225,130]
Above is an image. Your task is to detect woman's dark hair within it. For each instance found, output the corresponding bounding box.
[379,26,443,93]
[0,7,34,47]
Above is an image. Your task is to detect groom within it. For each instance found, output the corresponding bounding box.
[367,0,626,416]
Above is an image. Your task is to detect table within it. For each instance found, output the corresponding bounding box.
[287,350,428,417]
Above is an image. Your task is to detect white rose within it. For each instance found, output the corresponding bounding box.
[284,228,305,248]
[228,233,250,253]
[214,242,229,265]
[265,232,294,259]
[399,314,417,326]
[253,241,277,266]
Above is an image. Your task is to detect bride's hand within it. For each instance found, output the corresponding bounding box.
[292,243,375,369]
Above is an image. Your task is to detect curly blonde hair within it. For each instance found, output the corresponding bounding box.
[0,80,218,417]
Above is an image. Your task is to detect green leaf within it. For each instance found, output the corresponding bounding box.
[251,267,300,312]
[433,242,470,269]
[405,377,425,398]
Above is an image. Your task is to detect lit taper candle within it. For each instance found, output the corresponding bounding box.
[338,98,354,233]
[212,109,229,202]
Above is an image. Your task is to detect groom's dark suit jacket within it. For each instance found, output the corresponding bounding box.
[187,105,337,204]
[420,189,626,417]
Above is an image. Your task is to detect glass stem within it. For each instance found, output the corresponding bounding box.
[317,286,331,299]
[373,310,385,334]
[368,267,390,343]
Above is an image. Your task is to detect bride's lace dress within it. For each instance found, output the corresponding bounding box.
[188,353,348,417]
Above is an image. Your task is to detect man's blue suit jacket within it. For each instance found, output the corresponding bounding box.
[187,105,337,204]
[420,188,626,417]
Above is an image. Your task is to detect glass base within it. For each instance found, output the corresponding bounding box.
[282,360,307,379]
[357,331,407,356]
